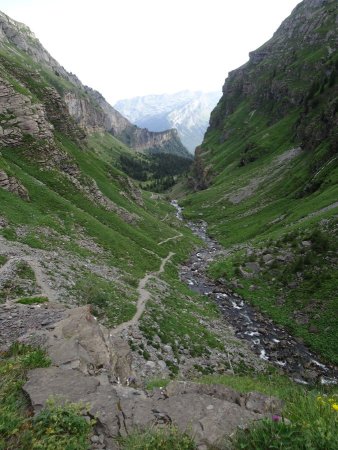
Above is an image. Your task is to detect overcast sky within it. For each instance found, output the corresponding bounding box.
[0,0,301,104]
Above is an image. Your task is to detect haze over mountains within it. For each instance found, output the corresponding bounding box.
[115,91,220,152]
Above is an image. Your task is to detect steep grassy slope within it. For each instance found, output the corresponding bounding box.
[0,16,198,325]
[182,0,338,363]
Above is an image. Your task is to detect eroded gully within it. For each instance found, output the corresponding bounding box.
[172,200,338,385]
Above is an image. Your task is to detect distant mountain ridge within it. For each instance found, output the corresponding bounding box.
[115,91,220,152]
[0,10,189,157]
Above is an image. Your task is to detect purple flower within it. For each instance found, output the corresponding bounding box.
[272,415,282,422]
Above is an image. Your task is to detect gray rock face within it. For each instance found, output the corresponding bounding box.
[24,367,100,412]
[21,306,283,448]
[0,169,29,200]
[64,89,189,155]
[0,77,54,147]
[45,306,133,380]
[24,371,283,449]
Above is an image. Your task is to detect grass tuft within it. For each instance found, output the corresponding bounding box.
[117,426,196,450]
[16,296,49,305]
[0,343,93,449]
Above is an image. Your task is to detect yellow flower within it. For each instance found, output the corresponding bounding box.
[332,403,338,411]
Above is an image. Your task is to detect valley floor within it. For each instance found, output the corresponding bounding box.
[1,198,337,450]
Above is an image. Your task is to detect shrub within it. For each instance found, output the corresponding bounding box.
[0,255,8,266]
[143,350,150,360]
[309,228,329,252]
[30,400,93,450]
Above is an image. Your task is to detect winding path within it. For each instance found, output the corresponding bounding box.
[0,255,58,303]
[110,252,175,336]
[158,232,183,246]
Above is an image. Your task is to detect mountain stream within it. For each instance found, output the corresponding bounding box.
[172,200,337,385]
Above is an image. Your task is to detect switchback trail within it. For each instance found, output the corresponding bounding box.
[158,232,183,246]
[0,255,58,303]
[111,252,174,336]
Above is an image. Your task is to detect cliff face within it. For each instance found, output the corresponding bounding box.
[0,77,54,147]
[0,11,189,157]
[209,0,337,157]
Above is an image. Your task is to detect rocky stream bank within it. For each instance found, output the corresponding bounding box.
[172,200,338,386]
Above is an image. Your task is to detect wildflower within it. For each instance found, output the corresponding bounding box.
[272,415,282,422]
[332,403,338,411]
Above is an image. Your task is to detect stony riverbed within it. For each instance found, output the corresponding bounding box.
[172,200,338,385]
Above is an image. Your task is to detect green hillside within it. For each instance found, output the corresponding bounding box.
[182,0,338,364]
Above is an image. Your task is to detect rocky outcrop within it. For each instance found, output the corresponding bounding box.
[63,91,119,135]
[124,126,184,154]
[0,77,54,147]
[41,87,85,141]
[0,69,140,222]
[0,169,29,200]
[45,306,133,380]
[117,175,144,206]
[188,146,214,190]
[24,371,283,449]
[23,305,283,449]
[66,174,140,224]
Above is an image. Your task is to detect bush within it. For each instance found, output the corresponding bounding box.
[30,400,93,450]
[309,228,329,252]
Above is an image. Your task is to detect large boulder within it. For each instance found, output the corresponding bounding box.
[46,306,133,381]
[23,367,100,413]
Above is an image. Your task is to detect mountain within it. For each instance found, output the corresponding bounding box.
[183,0,338,364]
[1,4,338,449]
[0,9,271,447]
[0,10,189,157]
[115,90,220,152]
